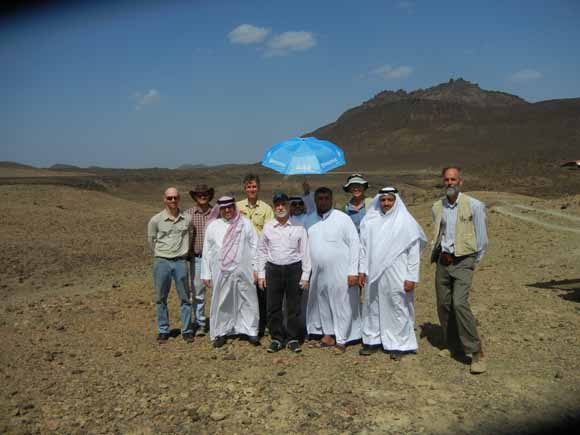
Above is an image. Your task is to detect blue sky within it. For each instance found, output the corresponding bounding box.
[1,0,579,168]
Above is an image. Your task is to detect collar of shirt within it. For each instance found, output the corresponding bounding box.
[272,218,292,228]
[161,209,185,221]
[243,199,262,209]
[317,209,333,220]
[191,204,213,215]
[346,201,365,213]
[443,192,461,209]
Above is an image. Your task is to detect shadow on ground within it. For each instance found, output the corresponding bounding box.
[527,278,580,303]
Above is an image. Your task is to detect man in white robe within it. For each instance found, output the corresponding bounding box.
[358,187,427,360]
[201,196,260,348]
[304,187,361,352]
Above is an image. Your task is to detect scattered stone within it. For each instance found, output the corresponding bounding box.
[54,324,66,331]
[277,370,286,377]
[426,399,437,406]
[112,281,121,289]
[223,353,236,361]
[113,351,123,358]
[555,371,563,379]
[71,369,84,375]
[210,411,228,422]
[188,408,201,422]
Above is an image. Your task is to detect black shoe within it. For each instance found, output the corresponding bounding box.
[247,336,261,346]
[182,333,194,343]
[213,336,227,348]
[359,345,377,356]
[390,351,403,361]
[287,340,302,353]
[157,333,170,343]
[267,340,284,353]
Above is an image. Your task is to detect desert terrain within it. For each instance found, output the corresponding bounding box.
[1,168,579,435]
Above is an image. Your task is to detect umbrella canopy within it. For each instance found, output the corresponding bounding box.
[261,137,346,175]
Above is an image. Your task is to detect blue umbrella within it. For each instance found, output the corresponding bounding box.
[261,137,346,175]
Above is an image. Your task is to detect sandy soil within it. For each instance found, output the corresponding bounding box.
[1,185,579,434]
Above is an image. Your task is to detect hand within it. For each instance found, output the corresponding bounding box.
[403,280,415,292]
[202,279,212,289]
[253,272,258,284]
[348,275,358,287]
[300,280,309,290]
[302,180,310,195]
[258,278,266,290]
[358,273,367,288]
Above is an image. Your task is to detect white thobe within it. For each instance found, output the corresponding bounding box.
[359,239,420,351]
[305,209,361,345]
[201,217,259,340]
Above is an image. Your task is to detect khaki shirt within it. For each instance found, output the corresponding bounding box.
[236,199,274,235]
[147,209,192,258]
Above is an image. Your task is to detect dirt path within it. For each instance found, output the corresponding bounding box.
[1,188,579,434]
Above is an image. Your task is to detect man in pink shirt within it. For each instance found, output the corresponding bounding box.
[258,192,311,353]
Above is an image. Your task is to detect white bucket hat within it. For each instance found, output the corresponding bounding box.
[343,173,369,192]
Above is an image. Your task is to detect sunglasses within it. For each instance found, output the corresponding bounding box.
[165,196,179,201]
[195,192,210,197]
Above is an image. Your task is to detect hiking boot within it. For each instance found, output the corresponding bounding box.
[195,328,206,337]
[359,345,377,356]
[334,344,347,354]
[267,340,284,353]
[213,336,227,348]
[470,352,487,374]
[287,340,302,353]
[182,333,194,343]
[157,333,170,343]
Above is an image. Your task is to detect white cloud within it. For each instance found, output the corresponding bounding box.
[132,89,160,110]
[264,31,316,57]
[508,68,543,83]
[369,65,414,79]
[397,1,415,13]
[228,24,271,45]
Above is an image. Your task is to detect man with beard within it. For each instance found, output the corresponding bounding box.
[358,187,427,360]
[304,187,361,353]
[431,167,488,374]
[201,196,260,348]
[258,192,311,353]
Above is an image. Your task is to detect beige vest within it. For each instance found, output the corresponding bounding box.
[432,194,477,257]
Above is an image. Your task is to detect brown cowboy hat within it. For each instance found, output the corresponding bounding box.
[189,184,215,202]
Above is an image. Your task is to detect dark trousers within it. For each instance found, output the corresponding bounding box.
[257,282,267,337]
[266,261,303,343]
[435,254,481,354]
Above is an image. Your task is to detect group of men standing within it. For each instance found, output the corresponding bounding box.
[147,167,488,374]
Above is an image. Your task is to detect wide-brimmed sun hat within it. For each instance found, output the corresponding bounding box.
[189,184,215,201]
[343,173,369,192]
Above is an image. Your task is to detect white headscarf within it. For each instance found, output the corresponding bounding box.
[360,188,427,285]
[207,196,244,272]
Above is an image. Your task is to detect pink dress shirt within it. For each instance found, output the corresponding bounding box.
[257,218,312,281]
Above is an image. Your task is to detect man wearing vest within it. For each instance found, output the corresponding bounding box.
[431,167,488,374]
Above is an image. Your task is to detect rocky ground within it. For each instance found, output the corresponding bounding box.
[1,185,579,434]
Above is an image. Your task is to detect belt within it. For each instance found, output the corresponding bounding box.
[266,261,302,268]
[439,252,473,266]
[192,253,202,258]
[156,256,188,261]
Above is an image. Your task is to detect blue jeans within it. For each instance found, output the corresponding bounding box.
[189,256,207,328]
[154,258,192,334]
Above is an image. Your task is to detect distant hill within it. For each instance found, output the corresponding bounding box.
[176,163,208,170]
[49,163,82,170]
[306,78,580,170]
[0,161,36,169]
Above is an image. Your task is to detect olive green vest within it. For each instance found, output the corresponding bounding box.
[432,193,477,257]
